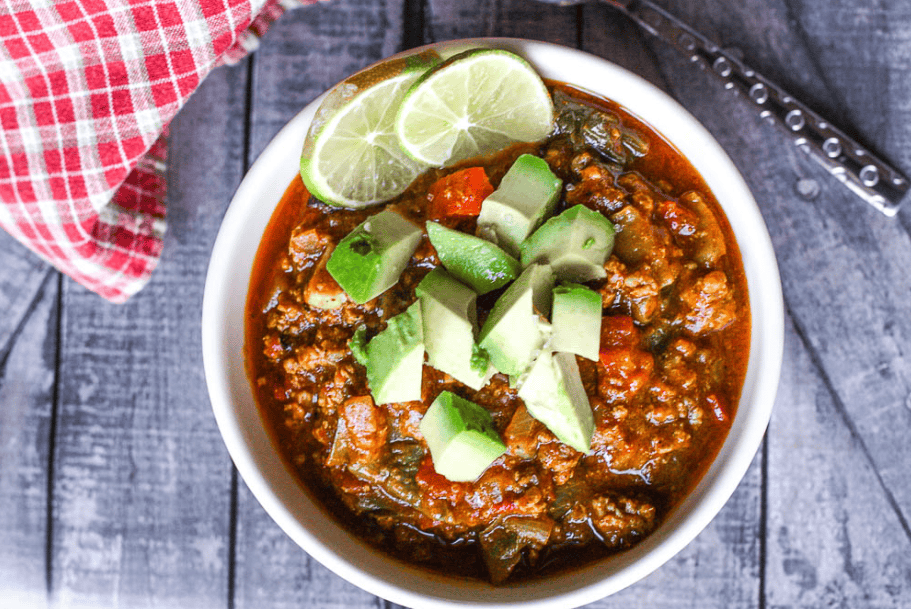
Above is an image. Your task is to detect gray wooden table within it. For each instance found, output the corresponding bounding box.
[3,0,911,607]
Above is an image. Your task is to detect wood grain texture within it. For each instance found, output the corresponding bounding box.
[0,230,52,366]
[767,318,911,607]
[651,0,911,168]
[581,3,666,92]
[46,62,248,608]
[0,275,57,609]
[233,481,380,609]
[426,0,577,44]
[784,0,911,169]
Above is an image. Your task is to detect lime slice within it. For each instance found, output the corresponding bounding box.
[395,49,555,167]
[300,51,441,208]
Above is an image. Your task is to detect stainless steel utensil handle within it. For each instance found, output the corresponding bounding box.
[607,0,909,215]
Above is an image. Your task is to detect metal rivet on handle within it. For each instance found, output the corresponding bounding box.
[860,165,880,187]
[712,57,732,77]
[749,83,768,104]
[822,137,842,158]
[785,109,805,131]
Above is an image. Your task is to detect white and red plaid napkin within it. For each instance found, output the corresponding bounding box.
[0,0,312,303]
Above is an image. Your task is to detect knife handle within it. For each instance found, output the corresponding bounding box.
[611,0,909,215]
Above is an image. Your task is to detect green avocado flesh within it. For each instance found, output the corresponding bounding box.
[426,221,520,294]
[326,210,422,304]
[478,263,555,377]
[551,283,602,361]
[476,154,562,257]
[478,264,554,376]
[419,391,506,482]
[517,350,594,453]
[348,326,369,366]
[520,204,615,282]
[416,268,493,390]
[361,302,424,405]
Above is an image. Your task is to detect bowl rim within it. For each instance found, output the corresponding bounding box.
[202,37,784,609]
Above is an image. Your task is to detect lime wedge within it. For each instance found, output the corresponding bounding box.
[394,49,555,167]
[300,51,441,208]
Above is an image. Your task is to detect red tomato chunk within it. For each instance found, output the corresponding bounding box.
[427,167,494,218]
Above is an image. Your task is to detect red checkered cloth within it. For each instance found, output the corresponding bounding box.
[0,0,314,303]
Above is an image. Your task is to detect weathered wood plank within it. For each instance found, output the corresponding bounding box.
[0,274,57,609]
[426,0,577,44]
[766,317,911,607]
[233,2,408,607]
[581,3,666,91]
[0,230,52,365]
[46,60,248,608]
[649,0,911,207]
[234,481,382,609]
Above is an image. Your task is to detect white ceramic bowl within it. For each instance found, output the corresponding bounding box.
[202,38,784,609]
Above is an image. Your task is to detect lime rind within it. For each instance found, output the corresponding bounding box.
[301,52,441,208]
[395,49,555,167]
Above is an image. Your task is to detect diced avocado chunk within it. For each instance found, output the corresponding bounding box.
[348,325,369,366]
[551,283,602,361]
[517,351,593,453]
[326,210,422,304]
[477,154,562,256]
[419,391,506,482]
[426,221,520,294]
[520,204,615,282]
[416,268,494,390]
[362,302,424,405]
[479,263,555,376]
